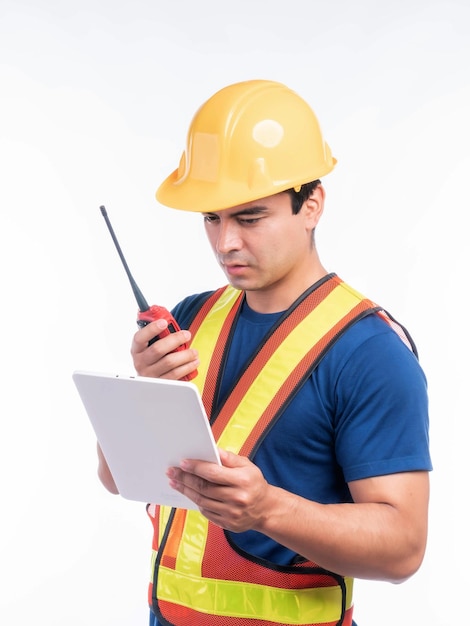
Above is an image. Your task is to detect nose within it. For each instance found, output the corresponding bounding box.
[214,219,242,255]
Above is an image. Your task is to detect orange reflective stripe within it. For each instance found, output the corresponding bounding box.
[159,508,187,568]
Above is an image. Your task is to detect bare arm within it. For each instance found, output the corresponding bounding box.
[167,449,429,583]
[258,468,429,582]
[97,443,119,494]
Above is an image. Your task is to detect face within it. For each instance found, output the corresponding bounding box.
[202,189,324,312]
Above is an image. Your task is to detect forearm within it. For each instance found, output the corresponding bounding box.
[167,453,429,583]
[97,443,119,494]
[257,478,428,583]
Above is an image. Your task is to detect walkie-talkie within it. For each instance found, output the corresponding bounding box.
[99,205,197,381]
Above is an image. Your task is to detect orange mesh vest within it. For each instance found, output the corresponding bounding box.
[147,275,414,626]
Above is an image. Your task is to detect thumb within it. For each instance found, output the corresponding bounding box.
[218,448,248,468]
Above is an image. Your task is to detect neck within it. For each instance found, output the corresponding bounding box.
[245,265,330,314]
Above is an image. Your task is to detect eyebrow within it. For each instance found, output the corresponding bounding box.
[203,206,269,218]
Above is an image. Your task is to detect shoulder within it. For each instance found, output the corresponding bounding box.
[318,309,429,433]
[326,311,425,380]
[171,290,217,327]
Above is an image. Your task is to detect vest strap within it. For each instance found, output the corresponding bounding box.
[191,276,380,456]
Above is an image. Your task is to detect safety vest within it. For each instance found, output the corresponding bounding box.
[147,274,415,626]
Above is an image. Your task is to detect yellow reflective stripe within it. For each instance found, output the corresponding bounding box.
[157,566,353,624]
[218,283,363,453]
[150,510,208,582]
[335,280,366,301]
[191,286,241,396]
[149,549,157,584]
[174,510,209,576]
[158,505,173,544]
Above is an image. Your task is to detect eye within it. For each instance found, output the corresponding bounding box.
[203,214,219,224]
[238,217,261,225]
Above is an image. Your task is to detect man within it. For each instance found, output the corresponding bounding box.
[98,80,431,626]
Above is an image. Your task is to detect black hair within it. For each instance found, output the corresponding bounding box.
[285,180,321,214]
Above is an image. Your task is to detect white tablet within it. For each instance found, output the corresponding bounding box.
[72,370,221,509]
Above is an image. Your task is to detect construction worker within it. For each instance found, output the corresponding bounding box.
[98,79,432,626]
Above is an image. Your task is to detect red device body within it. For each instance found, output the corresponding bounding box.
[137,305,197,382]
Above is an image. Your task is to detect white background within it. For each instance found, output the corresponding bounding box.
[0,1,468,624]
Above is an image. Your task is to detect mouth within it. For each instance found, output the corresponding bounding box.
[222,263,248,276]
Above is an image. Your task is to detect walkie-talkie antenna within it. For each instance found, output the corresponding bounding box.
[99,205,149,312]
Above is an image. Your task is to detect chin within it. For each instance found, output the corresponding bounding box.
[227,277,254,291]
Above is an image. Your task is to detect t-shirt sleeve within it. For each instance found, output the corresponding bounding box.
[171,291,216,328]
[331,321,432,482]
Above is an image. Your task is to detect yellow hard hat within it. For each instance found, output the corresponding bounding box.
[156,79,336,212]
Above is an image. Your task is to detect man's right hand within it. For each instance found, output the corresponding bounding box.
[130,318,199,380]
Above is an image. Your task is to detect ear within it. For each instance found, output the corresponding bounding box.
[303,184,325,229]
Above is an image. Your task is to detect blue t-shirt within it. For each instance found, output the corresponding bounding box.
[150,285,432,625]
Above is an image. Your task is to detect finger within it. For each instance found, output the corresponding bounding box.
[135,321,192,354]
[131,323,198,378]
[218,448,250,468]
[133,349,199,380]
[157,355,200,380]
[178,458,234,486]
[132,320,169,351]
[168,469,225,506]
